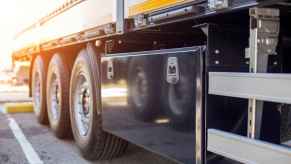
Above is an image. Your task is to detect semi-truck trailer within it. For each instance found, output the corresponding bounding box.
[12,0,291,163]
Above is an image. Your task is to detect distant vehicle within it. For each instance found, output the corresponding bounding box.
[12,0,291,164]
[12,63,29,85]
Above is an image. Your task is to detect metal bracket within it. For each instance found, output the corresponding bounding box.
[208,0,229,10]
[248,7,280,73]
[166,57,180,84]
[134,14,148,28]
[247,8,280,139]
[104,23,115,35]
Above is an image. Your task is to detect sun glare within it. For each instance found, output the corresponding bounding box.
[0,0,66,70]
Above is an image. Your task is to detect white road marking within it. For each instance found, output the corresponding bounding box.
[7,115,44,164]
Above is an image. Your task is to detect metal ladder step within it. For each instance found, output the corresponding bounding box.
[208,129,291,164]
[209,72,291,104]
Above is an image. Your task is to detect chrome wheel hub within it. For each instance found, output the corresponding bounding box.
[33,73,41,114]
[74,75,91,137]
[50,75,60,121]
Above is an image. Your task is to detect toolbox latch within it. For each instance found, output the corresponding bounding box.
[166,57,179,84]
[107,60,114,80]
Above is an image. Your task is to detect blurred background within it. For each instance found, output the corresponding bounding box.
[0,0,66,102]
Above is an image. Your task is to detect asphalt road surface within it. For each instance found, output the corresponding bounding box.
[0,111,178,164]
[0,85,176,164]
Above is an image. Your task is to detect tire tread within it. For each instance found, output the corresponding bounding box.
[70,45,128,161]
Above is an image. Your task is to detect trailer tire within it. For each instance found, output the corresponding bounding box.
[162,56,196,131]
[32,55,48,124]
[128,57,162,121]
[70,44,128,160]
[46,54,71,138]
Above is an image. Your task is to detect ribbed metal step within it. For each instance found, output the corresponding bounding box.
[208,129,291,164]
[209,72,291,104]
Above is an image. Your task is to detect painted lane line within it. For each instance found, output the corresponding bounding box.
[7,115,44,164]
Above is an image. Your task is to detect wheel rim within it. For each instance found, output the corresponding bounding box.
[33,72,41,114]
[74,73,91,137]
[49,74,60,121]
[132,68,148,108]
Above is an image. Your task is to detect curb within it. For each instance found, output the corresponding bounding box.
[4,103,34,113]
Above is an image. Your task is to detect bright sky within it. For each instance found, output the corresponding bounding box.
[0,0,66,70]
